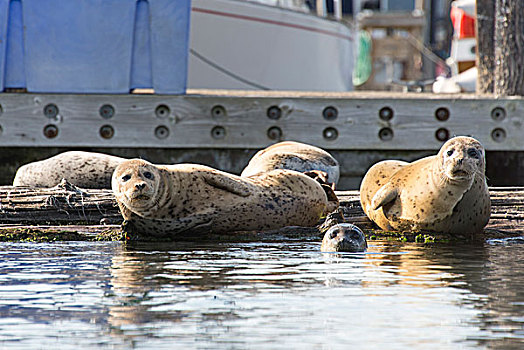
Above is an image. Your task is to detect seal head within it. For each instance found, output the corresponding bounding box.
[112,159,168,216]
[436,136,485,183]
[321,223,367,252]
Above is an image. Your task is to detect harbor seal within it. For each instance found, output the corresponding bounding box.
[360,136,491,234]
[320,223,367,252]
[112,159,338,237]
[13,151,125,189]
[241,141,340,186]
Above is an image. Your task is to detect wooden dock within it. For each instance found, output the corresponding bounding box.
[1,90,523,150]
[0,183,521,242]
[1,90,524,189]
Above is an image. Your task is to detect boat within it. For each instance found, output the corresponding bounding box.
[187,0,355,91]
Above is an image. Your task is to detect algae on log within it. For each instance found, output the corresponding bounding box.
[0,225,124,242]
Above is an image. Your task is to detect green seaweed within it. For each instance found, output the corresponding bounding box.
[361,228,455,244]
[0,227,124,243]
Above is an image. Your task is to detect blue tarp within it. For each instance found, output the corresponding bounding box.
[0,0,191,94]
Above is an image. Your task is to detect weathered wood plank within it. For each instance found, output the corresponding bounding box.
[0,183,121,224]
[0,91,523,150]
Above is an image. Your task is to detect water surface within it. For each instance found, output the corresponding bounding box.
[0,237,523,349]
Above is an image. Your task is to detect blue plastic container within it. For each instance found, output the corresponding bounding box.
[0,0,191,94]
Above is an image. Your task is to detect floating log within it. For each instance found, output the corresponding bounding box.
[0,181,121,225]
[0,183,522,241]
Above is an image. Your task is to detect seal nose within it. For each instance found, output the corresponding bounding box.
[135,182,146,190]
[457,158,464,165]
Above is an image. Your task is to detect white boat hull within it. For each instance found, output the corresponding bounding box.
[188,0,354,91]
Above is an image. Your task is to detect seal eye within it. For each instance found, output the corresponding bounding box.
[121,174,131,182]
[467,148,479,158]
[447,149,454,156]
[143,171,154,180]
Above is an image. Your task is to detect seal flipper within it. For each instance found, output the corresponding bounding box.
[203,172,251,197]
[303,170,335,190]
[303,170,338,214]
[371,184,398,210]
[320,184,339,214]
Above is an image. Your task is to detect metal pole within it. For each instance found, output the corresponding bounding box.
[333,0,342,20]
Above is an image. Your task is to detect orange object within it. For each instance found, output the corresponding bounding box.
[450,6,476,38]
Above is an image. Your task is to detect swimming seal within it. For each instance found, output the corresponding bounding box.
[112,159,338,237]
[359,136,490,234]
[321,223,367,252]
[13,151,125,189]
[241,141,340,186]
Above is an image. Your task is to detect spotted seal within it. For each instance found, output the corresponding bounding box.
[112,159,338,237]
[241,141,340,186]
[13,151,126,189]
[321,223,367,252]
[360,136,490,234]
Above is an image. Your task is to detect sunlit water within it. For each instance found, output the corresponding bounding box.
[0,237,523,349]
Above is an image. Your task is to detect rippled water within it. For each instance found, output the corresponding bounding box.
[0,237,523,349]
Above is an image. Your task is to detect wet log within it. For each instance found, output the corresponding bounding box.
[493,0,524,95]
[476,0,495,93]
[0,183,522,238]
[0,181,121,225]
[477,0,524,96]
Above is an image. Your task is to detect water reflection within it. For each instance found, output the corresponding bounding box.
[471,241,524,349]
[0,238,522,349]
[0,242,120,348]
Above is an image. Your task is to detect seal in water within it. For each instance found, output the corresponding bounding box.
[13,151,126,189]
[321,223,367,252]
[241,141,340,187]
[359,136,490,234]
[112,159,339,237]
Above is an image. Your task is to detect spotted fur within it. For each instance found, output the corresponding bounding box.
[112,159,334,237]
[13,151,125,189]
[359,136,491,234]
[241,141,340,186]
